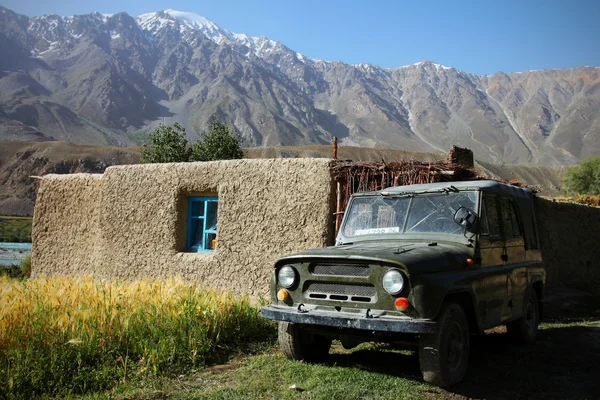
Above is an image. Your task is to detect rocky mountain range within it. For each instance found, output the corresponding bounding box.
[0,6,599,166]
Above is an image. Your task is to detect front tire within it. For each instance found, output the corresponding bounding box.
[506,288,540,344]
[278,321,332,362]
[419,302,470,387]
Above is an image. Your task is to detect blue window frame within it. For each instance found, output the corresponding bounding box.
[187,196,218,252]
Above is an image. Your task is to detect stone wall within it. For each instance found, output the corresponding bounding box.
[535,197,600,287]
[31,159,335,296]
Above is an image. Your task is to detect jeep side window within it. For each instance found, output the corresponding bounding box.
[500,199,522,239]
[510,204,522,238]
[480,195,501,237]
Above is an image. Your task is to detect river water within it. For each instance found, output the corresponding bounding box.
[0,242,33,266]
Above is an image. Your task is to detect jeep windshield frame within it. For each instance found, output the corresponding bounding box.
[337,190,479,244]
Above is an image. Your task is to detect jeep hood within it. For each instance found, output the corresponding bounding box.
[279,241,472,274]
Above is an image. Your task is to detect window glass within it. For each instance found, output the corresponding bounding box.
[405,192,477,234]
[187,197,218,252]
[189,218,204,251]
[480,198,489,234]
[342,191,477,236]
[481,195,500,237]
[501,199,521,239]
[206,202,218,231]
[190,201,204,217]
[343,197,410,236]
[205,232,217,250]
[500,200,514,238]
[510,205,521,237]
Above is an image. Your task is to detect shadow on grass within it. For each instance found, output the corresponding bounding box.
[326,346,422,380]
[455,324,600,399]
[322,323,600,400]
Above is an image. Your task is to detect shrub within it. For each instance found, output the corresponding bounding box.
[0,217,32,243]
[140,123,191,163]
[18,255,31,278]
[562,156,600,195]
[0,276,275,398]
[191,116,244,162]
[141,117,244,164]
[0,256,31,279]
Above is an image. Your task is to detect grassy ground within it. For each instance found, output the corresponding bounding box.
[73,319,600,400]
[0,216,32,242]
[3,275,598,399]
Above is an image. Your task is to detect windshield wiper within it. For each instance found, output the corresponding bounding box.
[381,186,458,197]
[442,185,459,193]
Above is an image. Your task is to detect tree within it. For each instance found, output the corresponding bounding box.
[562,156,600,195]
[141,123,191,163]
[191,116,244,162]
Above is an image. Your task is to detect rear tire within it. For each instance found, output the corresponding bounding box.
[419,302,470,387]
[278,321,332,362]
[507,289,540,344]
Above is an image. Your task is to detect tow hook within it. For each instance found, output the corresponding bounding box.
[297,303,308,313]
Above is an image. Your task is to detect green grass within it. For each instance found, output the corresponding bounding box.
[0,216,32,242]
[69,320,600,400]
[78,344,431,400]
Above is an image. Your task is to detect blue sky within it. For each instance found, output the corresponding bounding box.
[1,0,599,75]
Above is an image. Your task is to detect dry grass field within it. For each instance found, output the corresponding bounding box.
[0,276,274,398]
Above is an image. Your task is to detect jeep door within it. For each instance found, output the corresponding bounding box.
[474,193,509,328]
[499,198,528,320]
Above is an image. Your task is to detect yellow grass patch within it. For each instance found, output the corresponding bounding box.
[0,276,274,397]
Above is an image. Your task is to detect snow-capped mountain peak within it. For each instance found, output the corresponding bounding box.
[136,9,234,44]
[400,61,453,71]
[134,10,301,61]
[163,9,216,28]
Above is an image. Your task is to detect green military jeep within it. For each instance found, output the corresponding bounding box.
[261,180,545,387]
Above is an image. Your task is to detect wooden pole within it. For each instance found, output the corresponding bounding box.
[333,137,340,234]
[335,178,342,234]
[333,136,338,160]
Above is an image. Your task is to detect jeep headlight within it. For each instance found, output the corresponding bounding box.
[382,269,404,295]
[278,265,297,288]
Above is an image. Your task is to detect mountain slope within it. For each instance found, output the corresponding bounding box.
[0,6,598,165]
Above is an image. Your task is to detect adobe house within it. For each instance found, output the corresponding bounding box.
[31,151,600,295]
[31,159,336,295]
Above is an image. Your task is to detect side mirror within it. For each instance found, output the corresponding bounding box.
[453,207,478,232]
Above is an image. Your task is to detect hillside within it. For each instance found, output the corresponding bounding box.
[0,142,567,216]
[0,141,140,215]
[0,6,599,166]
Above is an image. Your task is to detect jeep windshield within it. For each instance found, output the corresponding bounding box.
[341,191,478,238]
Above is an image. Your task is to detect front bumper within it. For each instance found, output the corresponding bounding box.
[261,305,438,334]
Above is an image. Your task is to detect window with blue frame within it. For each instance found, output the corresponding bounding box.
[187,196,218,252]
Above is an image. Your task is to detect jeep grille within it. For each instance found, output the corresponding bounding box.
[311,263,371,277]
[305,282,376,303]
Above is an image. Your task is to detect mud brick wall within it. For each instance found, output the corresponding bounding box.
[536,197,600,287]
[447,146,474,168]
[32,174,103,276]
[31,160,600,293]
[32,159,336,296]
